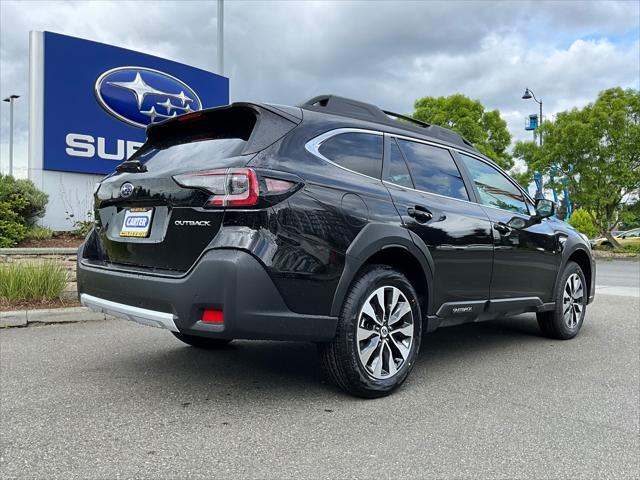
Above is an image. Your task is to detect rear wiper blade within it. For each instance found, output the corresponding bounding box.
[116,160,147,173]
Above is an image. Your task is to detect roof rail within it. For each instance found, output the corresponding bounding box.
[382,110,430,128]
[298,94,476,151]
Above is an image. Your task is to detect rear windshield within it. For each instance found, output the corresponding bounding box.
[131,105,296,174]
[133,138,250,175]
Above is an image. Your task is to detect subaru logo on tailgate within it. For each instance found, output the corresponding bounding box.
[95,67,203,128]
[120,182,134,198]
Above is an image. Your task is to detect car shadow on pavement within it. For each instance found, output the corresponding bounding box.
[97,312,553,400]
[95,315,549,398]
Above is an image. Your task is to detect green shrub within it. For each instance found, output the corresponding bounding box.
[0,262,67,303]
[25,225,54,241]
[569,208,599,239]
[0,197,29,247]
[0,175,49,247]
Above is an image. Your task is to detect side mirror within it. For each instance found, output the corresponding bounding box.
[534,198,555,219]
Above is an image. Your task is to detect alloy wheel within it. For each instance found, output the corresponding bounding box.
[563,273,584,329]
[356,286,415,380]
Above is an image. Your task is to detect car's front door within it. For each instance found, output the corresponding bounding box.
[382,135,494,315]
[456,152,561,303]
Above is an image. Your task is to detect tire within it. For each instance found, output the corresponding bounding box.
[537,261,587,340]
[172,332,233,349]
[318,265,422,398]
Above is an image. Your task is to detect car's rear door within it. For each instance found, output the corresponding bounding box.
[382,135,493,317]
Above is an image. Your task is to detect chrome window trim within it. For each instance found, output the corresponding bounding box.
[305,127,536,217]
[382,180,477,206]
[304,128,384,181]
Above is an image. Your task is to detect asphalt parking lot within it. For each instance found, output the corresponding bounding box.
[1,260,639,479]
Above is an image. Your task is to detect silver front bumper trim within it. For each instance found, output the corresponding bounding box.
[80,293,179,332]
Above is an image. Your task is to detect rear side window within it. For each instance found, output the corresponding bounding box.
[385,139,414,188]
[459,153,530,215]
[396,139,469,201]
[318,132,383,178]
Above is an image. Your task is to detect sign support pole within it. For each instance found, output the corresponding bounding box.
[217,0,224,76]
[28,31,45,191]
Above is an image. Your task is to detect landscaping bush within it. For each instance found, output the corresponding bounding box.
[569,208,599,239]
[0,175,49,247]
[0,200,28,248]
[0,262,67,303]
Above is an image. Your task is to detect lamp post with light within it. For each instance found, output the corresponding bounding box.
[522,88,542,146]
[3,94,20,176]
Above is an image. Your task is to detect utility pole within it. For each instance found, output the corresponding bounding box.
[217,0,224,76]
[3,94,20,176]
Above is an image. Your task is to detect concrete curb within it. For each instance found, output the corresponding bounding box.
[1,306,109,328]
[0,247,78,255]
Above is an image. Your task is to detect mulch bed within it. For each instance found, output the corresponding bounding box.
[592,250,639,260]
[0,299,81,312]
[16,233,84,249]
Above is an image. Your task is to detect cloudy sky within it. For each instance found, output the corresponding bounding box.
[1,0,638,177]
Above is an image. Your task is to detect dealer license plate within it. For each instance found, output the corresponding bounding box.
[120,208,154,238]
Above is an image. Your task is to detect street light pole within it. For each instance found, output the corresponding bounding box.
[522,88,542,146]
[3,94,20,176]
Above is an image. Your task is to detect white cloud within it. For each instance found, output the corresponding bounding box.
[1,0,638,177]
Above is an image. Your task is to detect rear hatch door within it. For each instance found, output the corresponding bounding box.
[87,103,300,272]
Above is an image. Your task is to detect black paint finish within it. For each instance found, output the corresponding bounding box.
[79,99,595,341]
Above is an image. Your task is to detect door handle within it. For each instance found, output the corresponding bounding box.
[493,222,511,234]
[407,206,433,223]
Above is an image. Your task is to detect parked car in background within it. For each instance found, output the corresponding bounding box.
[591,227,640,248]
[78,95,596,398]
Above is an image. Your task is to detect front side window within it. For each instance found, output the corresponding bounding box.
[396,139,469,201]
[385,139,414,188]
[459,153,529,215]
[318,132,383,178]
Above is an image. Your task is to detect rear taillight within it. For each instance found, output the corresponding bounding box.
[174,168,259,207]
[173,168,298,208]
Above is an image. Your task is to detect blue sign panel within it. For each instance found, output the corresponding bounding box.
[43,32,229,174]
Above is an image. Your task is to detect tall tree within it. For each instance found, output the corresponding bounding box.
[514,87,640,249]
[412,94,513,170]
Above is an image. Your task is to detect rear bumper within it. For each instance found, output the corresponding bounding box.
[77,248,337,341]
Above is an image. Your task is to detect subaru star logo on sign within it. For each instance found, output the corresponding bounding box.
[41,32,228,175]
[95,67,203,128]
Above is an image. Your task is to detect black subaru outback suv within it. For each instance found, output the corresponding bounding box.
[78,95,595,397]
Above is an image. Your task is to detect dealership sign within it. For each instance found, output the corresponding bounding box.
[42,32,228,175]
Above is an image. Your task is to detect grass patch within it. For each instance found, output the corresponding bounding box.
[622,244,640,254]
[0,262,67,303]
[24,225,54,241]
